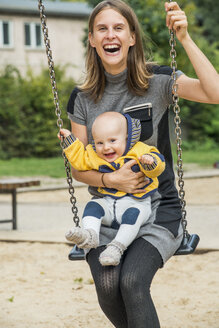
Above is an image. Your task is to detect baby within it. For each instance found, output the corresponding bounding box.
[59,112,165,266]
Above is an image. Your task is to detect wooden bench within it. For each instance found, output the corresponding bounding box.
[0,179,40,229]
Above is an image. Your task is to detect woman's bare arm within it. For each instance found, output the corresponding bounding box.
[165,2,219,104]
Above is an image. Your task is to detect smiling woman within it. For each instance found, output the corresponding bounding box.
[81,0,153,103]
[89,8,135,75]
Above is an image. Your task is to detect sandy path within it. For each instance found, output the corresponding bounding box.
[0,176,219,327]
[0,243,218,328]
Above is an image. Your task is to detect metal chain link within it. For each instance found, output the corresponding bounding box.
[169,20,188,237]
[38,0,80,227]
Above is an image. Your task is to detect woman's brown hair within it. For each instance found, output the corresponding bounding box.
[80,0,153,102]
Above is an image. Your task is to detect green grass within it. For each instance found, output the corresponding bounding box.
[0,149,218,178]
[172,148,218,167]
[0,157,66,178]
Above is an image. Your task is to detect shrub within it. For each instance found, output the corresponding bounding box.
[0,65,75,159]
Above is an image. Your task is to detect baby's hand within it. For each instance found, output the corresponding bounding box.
[58,128,71,140]
[139,154,154,165]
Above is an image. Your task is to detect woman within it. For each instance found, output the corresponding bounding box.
[67,1,219,326]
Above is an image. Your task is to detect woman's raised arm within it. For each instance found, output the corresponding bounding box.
[165,1,219,104]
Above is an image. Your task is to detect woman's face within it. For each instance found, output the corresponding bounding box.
[89,8,135,75]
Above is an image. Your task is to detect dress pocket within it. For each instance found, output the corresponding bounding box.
[123,103,153,141]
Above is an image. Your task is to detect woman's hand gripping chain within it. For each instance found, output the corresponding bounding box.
[165,1,189,43]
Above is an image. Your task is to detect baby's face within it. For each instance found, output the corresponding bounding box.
[93,122,127,163]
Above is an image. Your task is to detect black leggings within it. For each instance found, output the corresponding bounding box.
[87,238,163,328]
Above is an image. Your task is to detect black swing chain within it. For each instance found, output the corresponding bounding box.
[169,8,188,237]
[38,0,80,227]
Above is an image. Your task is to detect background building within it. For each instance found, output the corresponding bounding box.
[0,0,91,81]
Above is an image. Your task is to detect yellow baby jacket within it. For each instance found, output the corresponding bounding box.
[64,138,165,199]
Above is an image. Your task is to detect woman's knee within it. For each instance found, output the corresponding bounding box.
[119,239,162,296]
[120,270,150,298]
[95,278,120,301]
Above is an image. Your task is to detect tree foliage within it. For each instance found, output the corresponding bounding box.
[0,65,75,159]
[193,0,219,45]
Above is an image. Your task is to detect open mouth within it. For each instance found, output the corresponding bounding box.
[104,152,116,159]
[103,44,120,54]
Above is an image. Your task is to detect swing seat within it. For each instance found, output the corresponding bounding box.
[68,233,200,260]
[174,233,200,256]
[68,245,85,261]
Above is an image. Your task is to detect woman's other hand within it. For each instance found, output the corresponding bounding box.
[104,159,149,194]
[165,2,188,43]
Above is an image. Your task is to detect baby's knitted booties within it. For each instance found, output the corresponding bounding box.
[65,227,99,249]
[99,240,127,266]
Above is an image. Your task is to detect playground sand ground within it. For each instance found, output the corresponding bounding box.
[0,176,219,328]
